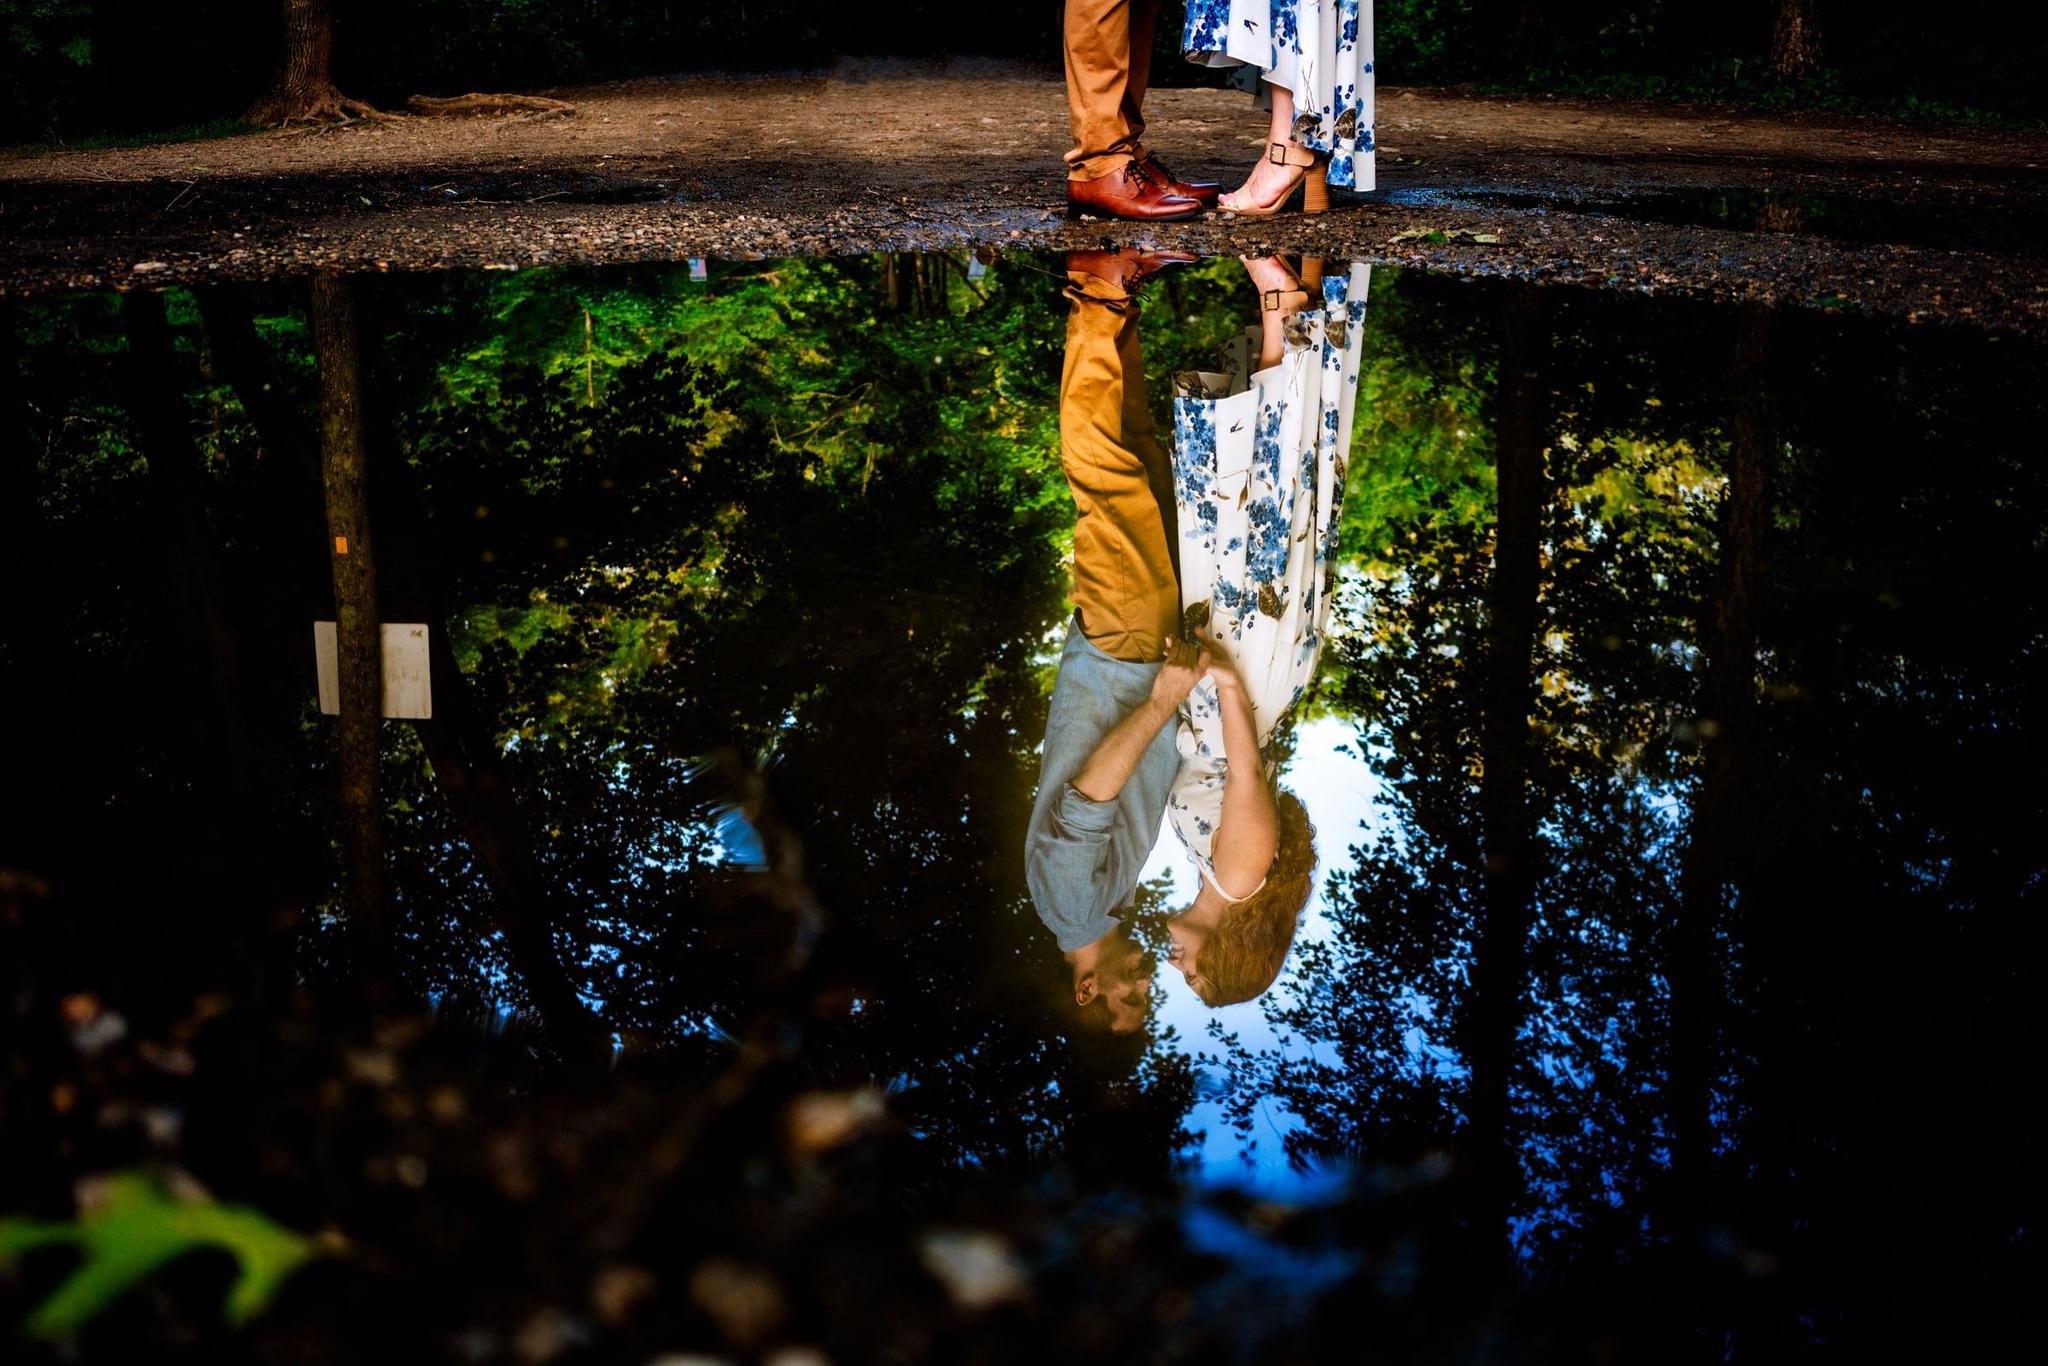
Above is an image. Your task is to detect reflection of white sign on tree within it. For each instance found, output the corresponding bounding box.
[314,620,431,718]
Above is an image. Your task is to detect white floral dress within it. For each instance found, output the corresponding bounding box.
[1182,0,1376,191]
[1165,264,1370,889]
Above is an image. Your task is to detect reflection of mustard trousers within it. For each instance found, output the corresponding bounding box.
[1064,0,1159,181]
[1062,272,1180,663]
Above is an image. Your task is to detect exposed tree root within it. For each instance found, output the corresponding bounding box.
[407,93,575,118]
[246,86,390,128]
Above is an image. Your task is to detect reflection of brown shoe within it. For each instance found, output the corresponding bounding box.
[1067,248,1199,295]
[1139,153,1219,209]
[1066,158,1202,221]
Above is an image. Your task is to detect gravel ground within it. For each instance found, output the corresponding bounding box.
[4,59,2045,333]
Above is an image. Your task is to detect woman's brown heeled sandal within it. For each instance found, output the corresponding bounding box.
[1220,142,1331,218]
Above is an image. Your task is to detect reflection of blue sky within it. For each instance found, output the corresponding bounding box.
[1141,713,1392,1197]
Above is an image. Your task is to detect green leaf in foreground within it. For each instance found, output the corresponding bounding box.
[0,1171,317,1338]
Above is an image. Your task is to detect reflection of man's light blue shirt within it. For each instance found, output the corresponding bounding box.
[1025,619,1179,952]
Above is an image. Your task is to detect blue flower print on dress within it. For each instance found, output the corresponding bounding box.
[1182,1,1375,191]
[1163,264,1373,870]
[1185,0,1234,53]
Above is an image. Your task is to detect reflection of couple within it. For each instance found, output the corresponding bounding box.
[1026,250,1370,1031]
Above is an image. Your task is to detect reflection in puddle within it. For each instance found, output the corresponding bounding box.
[4,250,2044,1359]
[1382,183,2048,256]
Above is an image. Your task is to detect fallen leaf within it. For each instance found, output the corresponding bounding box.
[0,1170,316,1338]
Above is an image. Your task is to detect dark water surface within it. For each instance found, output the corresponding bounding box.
[2,253,2042,1363]
[1381,182,2048,256]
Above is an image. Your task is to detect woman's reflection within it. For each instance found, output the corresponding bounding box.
[1163,258,1371,1006]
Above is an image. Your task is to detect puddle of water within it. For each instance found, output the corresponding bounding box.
[1385,183,2048,255]
[3,251,2043,1360]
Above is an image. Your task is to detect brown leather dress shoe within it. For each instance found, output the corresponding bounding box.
[1066,248,1200,294]
[1066,158,1201,222]
[1140,153,1219,209]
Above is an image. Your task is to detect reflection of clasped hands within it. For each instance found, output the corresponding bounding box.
[1071,635,1218,804]
[1150,635,1210,708]
[1152,630,1252,722]
[1190,627,1247,703]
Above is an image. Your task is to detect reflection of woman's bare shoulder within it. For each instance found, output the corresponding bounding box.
[1209,797,1280,898]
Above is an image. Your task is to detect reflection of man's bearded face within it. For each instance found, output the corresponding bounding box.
[1076,930,1153,1035]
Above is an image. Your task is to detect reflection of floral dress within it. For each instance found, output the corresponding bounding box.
[1165,265,1370,885]
[1182,1,1375,191]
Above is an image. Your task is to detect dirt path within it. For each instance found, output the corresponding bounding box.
[5,60,2046,332]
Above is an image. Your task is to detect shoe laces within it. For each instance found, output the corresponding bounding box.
[1123,157,1161,190]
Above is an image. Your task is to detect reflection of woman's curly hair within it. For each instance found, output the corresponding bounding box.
[1189,790,1315,1007]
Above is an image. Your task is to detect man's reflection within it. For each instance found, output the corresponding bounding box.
[1025,248,1200,1034]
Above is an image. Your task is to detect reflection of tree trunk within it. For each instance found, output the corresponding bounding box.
[119,291,265,865]
[1770,0,1824,79]
[408,622,609,1063]
[245,0,380,125]
[1671,304,1773,1200]
[196,288,317,485]
[309,274,392,986]
[0,305,35,653]
[194,286,330,611]
[1465,284,1549,1252]
[378,512,614,1061]
[348,288,608,1064]
[0,307,48,823]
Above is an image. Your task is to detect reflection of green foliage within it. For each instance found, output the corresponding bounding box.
[1343,274,1498,574]
[0,1171,316,1338]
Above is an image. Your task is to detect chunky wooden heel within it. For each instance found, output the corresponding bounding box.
[1301,166,1330,215]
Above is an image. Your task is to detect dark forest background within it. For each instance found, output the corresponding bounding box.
[6,0,2048,145]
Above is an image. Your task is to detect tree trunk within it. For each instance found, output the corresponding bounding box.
[246,0,379,125]
[407,622,611,1064]
[193,286,329,607]
[308,274,392,988]
[1670,304,1773,1205]
[0,305,35,655]
[1770,0,1824,79]
[372,500,611,1064]
[348,286,609,1065]
[119,292,266,854]
[1463,284,1550,1256]
[0,306,50,840]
